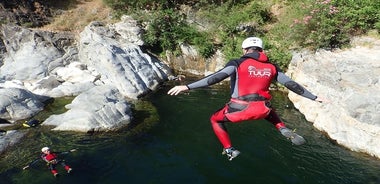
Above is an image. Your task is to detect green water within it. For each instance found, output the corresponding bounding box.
[0,83,379,184]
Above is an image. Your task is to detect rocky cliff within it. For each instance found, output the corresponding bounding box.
[286,36,380,158]
[0,15,174,153]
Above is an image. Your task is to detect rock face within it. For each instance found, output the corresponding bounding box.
[165,44,225,76]
[0,15,172,131]
[79,20,169,99]
[0,87,47,122]
[43,85,132,132]
[0,25,75,81]
[286,36,380,158]
[0,15,174,153]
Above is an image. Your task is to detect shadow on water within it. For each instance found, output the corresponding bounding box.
[0,83,380,184]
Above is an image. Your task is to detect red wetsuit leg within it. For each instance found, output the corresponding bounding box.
[51,168,58,176]
[64,165,71,171]
[210,105,232,149]
[265,109,286,130]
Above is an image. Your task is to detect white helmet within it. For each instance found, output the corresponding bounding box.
[241,37,263,49]
[41,147,50,152]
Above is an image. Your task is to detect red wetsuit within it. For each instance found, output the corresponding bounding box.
[41,152,72,176]
[186,51,317,149]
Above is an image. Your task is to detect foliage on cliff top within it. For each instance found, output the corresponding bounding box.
[102,0,379,70]
[4,0,377,70]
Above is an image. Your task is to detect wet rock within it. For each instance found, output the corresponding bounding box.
[0,130,26,154]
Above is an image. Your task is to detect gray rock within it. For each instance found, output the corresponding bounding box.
[0,87,47,122]
[79,21,170,99]
[0,25,75,81]
[0,18,173,125]
[110,15,144,46]
[43,85,132,132]
[0,17,173,152]
[286,36,380,158]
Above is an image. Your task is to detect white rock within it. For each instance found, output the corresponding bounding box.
[79,21,170,99]
[0,88,46,122]
[43,85,132,132]
[110,15,144,46]
[287,36,380,158]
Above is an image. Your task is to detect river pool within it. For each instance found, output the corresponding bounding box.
[0,82,379,184]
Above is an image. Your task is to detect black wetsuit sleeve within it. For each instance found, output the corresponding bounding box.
[55,151,71,155]
[187,65,235,90]
[27,158,41,167]
[276,72,317,100]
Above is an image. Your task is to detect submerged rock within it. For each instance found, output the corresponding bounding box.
[0,130,26,154]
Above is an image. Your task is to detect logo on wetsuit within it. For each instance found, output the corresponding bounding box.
[248,66,271,78]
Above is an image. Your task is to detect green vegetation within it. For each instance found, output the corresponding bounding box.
[284,0,380,50]
[103,0,380,69]
[140,8,214,58]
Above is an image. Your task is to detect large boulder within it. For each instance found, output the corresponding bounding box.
[43,85,132,132]
[0,87,47,122]
[0,25,75,81]
[286,36,380,158]
[79,18,171,99]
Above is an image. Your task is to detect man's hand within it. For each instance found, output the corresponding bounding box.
[315,96,330,103]
[23,166,29,170]
[167,85,189,96]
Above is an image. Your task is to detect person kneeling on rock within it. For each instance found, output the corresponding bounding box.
[23,147,76,177]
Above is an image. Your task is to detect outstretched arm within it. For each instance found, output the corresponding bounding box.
[167,65,235,96]
[23,158,40,170]
[276,72,325,102]
[56,148,78,155]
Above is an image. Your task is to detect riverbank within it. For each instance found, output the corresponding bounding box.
[286,35,380,158]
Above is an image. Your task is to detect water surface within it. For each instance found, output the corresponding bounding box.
[0,83,379,184]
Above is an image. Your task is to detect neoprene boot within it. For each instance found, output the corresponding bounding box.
[222,147,240,161]
[280,127,306,145]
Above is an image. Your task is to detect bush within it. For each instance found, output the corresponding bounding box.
[200,1,274,61]
[289,0,380,50]
[141,8,214,58]
[142,9,181,54]
[103,0,379,70]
